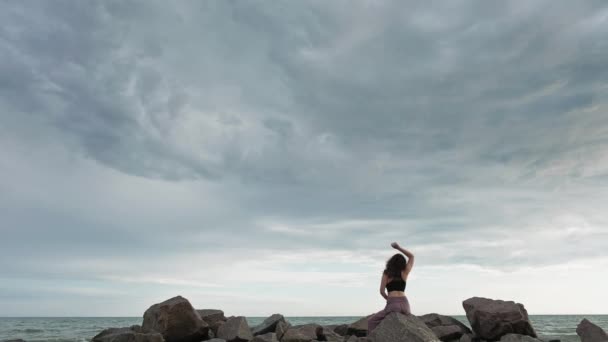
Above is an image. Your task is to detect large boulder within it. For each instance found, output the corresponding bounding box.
[142,296,209,342]
[368,313,440,342]
[217,316,253,342]
[275,321,291,340]
[197,309,226,323]
[197,309,227,336]
[348,315,372,337]
[252,314,285,336]
[345,336,370,342]
[462,297,536,341]
[576,318,608,342]
[430,325,463,342]
[92,326,165,342]
[459,334,472,342]
[330,324,348,336]
[251,333,278,342]
[319,329,345,342]
[346,335,369,342]
[499,334,543,342]
[420,314,472,341]
[282,324,322,342]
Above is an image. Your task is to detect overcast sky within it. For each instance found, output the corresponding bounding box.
[1,0,608,317]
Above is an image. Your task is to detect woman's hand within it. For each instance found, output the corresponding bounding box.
[391,242,400,249]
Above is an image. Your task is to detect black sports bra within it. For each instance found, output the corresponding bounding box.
[386,277,406,292]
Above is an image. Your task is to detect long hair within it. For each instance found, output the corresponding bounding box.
[383,253,407,278]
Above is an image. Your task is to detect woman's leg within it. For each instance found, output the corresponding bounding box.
[367,307,389,333]
[400,297,411,315]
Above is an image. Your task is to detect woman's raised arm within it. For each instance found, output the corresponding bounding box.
[391,242,415,275]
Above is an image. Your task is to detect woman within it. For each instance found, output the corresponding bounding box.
[367,242,415,333]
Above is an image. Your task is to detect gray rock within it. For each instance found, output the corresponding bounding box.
[3,340,27,342]
[251,332,278,342]
[197,309,227,336]
[420,313,472,341]
[421,313,472,336]
[207,339,227,342]
[431,325,464,342]
[332,324,349,336]
[217,316,253,342]
[252,314,285,336]
[318,329,344,342]
[368,313,440,342]
[576,318,608,342]
[282,324,322,342]
[499,334,543,342]
[197,309,226,323]
[458,334,472,342]
[348,315,372,337]
[323,324,348,336]
[345,336,370,342]
[462,297,536,341]
[92,326,165,342]
[276,321,291,340]
[142,296,208,342]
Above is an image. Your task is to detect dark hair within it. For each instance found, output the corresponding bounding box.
[383,253,407,278]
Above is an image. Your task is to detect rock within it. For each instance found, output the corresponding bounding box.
[313,326,344,342]
[3,340,27,342]
[207,339,227,342]
[251,333,279,342]
[282,324,322,342]
[329,330,348,342]
[142,296,209,342]
[368,313,440,342]
[318,329,344,342]
[419,313,472,341]
[458,334,472,342]
[576,318,608,342]
[252,314,286,336]
[430,325,464,342]
[217,316,253,342]
[197,309,227,336]
[332,324,349,336]
[276,321,291,340]
[92,326,165,342]
[348,315,372,337]
[420,313,472,337]
[345,336,370,342]
[462,297,536,341]
[323,324,348,336]
[499,334,543,342]
[197,309,226,324]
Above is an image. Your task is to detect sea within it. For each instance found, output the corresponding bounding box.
[0,315,606,342]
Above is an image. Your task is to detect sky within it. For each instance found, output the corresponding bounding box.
[1,0,608,317]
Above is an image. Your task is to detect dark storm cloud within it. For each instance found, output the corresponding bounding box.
[2,1,607,185]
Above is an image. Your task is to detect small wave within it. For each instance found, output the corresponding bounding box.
[10,328,46,333]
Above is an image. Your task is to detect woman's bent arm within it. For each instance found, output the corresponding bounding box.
[392,242,415,275]
[398,246,414,259]
[379,273,388,299]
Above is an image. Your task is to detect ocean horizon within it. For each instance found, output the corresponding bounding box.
[1,315,607,342]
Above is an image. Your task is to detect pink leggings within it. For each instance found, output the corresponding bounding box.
[367,296,411,333]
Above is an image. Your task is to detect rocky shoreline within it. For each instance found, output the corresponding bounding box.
[3,296,606,342]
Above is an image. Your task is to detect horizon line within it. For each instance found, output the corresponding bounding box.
[2,313,608,318]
